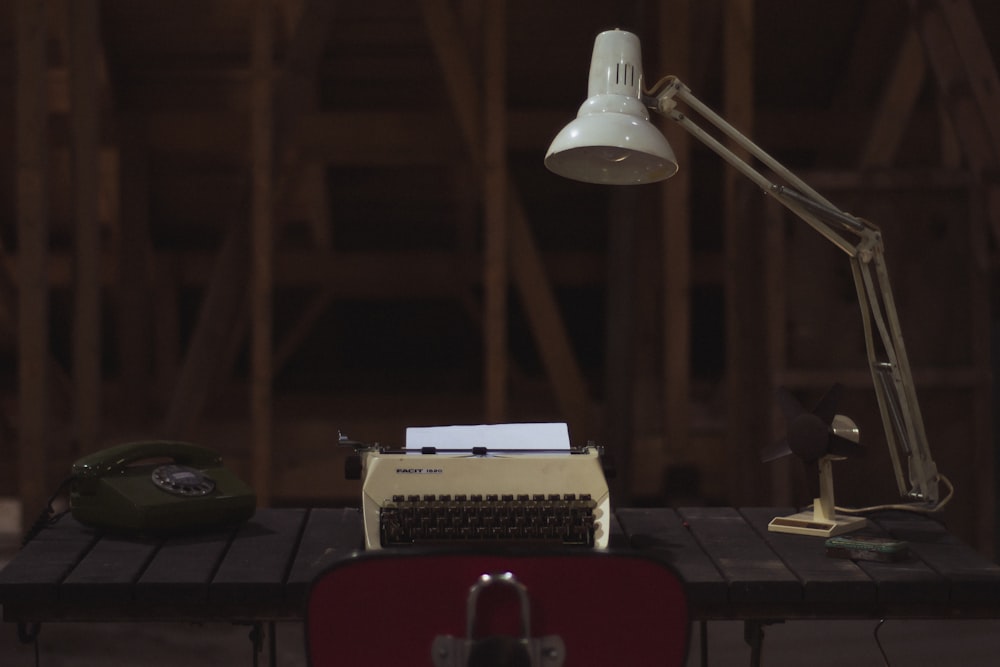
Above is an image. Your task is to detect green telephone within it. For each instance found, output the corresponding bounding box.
[70,440,257,535]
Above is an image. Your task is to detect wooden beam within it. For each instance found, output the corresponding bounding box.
[928,0,1000,157]
[483,1,508,423]
[153,267,181,407]
[117,116,154,423]
[42,2,116,115]
[910,0,997,172]
[273,0,338,239]
[159,0,335,445]
[910,0,1000,245]
[419,0,593,438]
[722,0,767,505]
[763,196,792,506]
[3,248,608,292]
[419,0,482,163]
[273,0,339,145]
[256,0,337,380]
[251,0,275,505]
[799,167,972,191]
[604,187,638,502]
[273,289,334,374]
[967,170,995,554]
[859,28,926,168]
[160,219,248,438]
[128,107,949,165]
[659,0,693,484]
[830,1,907,114]
[936,100,964,169]
[16,0,50,530]
[508,194,593,438]
[69,0,102,453]
[176,0,337,404]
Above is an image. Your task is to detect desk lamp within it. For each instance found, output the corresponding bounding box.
[545,29,950,536]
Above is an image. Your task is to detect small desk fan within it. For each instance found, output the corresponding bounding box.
[762,384,867,537]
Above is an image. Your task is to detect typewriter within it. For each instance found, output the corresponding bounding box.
[345,426,611,550]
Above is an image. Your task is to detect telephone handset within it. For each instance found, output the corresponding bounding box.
[70,440,256,535]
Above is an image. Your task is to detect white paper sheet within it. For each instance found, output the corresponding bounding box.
[405,422,570,451]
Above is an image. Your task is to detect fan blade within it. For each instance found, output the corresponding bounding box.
[760,437,792,463]
[787,413,830,462]
[812,382,844,425]
[766,383,858,463]
[775,387,804,422]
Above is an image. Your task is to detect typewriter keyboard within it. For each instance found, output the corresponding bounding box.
[379,493,598,547]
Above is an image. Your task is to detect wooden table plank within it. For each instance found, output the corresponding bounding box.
[285,507,364,605]
[615,507,728,612]
[871,510,1000,609]
[134,526,238,605]
[853,552,949,609]
[823,515,951,610]
[749,508,948,611]
[745,507,950,612]
[0,514,99,605]
[210,507,307,607]
[60,532,161,604]
[3,507,999,625]
[679,507,801,608]
[740,507,876,609]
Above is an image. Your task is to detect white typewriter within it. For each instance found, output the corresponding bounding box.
[347,423,612,550]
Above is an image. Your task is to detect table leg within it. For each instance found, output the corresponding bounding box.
[249,623,263,667]
[744,620,784,667]
[269,621,277,667]
[700,620,709,667]
[744,620,763,667]
[247,622,278,667]
[17,621,41,666]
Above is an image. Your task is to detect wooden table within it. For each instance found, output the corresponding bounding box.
[2,506,999,663]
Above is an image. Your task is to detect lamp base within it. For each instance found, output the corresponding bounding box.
[768,509,867,537]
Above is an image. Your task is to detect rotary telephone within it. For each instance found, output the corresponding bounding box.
[68,440,256,535]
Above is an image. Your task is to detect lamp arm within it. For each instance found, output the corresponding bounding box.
[648,77,942,506]
[651,82,861,255]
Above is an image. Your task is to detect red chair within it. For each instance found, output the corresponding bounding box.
[306,549,689,666]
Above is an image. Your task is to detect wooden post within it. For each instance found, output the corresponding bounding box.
[251,0,274,505]
[659,0,693,473]
[968,184,995,556]
[483,1,508,423]
[764,196,792,506]
[723,0,767,504]
[16,0,49,528]
[604,188,637,502]
[117,116,154,425]
[69,0,102,453]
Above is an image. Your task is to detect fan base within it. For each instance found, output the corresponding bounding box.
[768,510,867,537]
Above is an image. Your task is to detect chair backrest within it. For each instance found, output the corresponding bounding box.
[306,549,689,666]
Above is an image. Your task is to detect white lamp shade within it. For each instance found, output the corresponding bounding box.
[545,111,678,185]
[544,29,678,185]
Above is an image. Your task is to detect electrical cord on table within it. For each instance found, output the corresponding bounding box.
[835,474,954,516]
[21,477,72,546]
[17,621,42,667]
[874,619,892,666]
